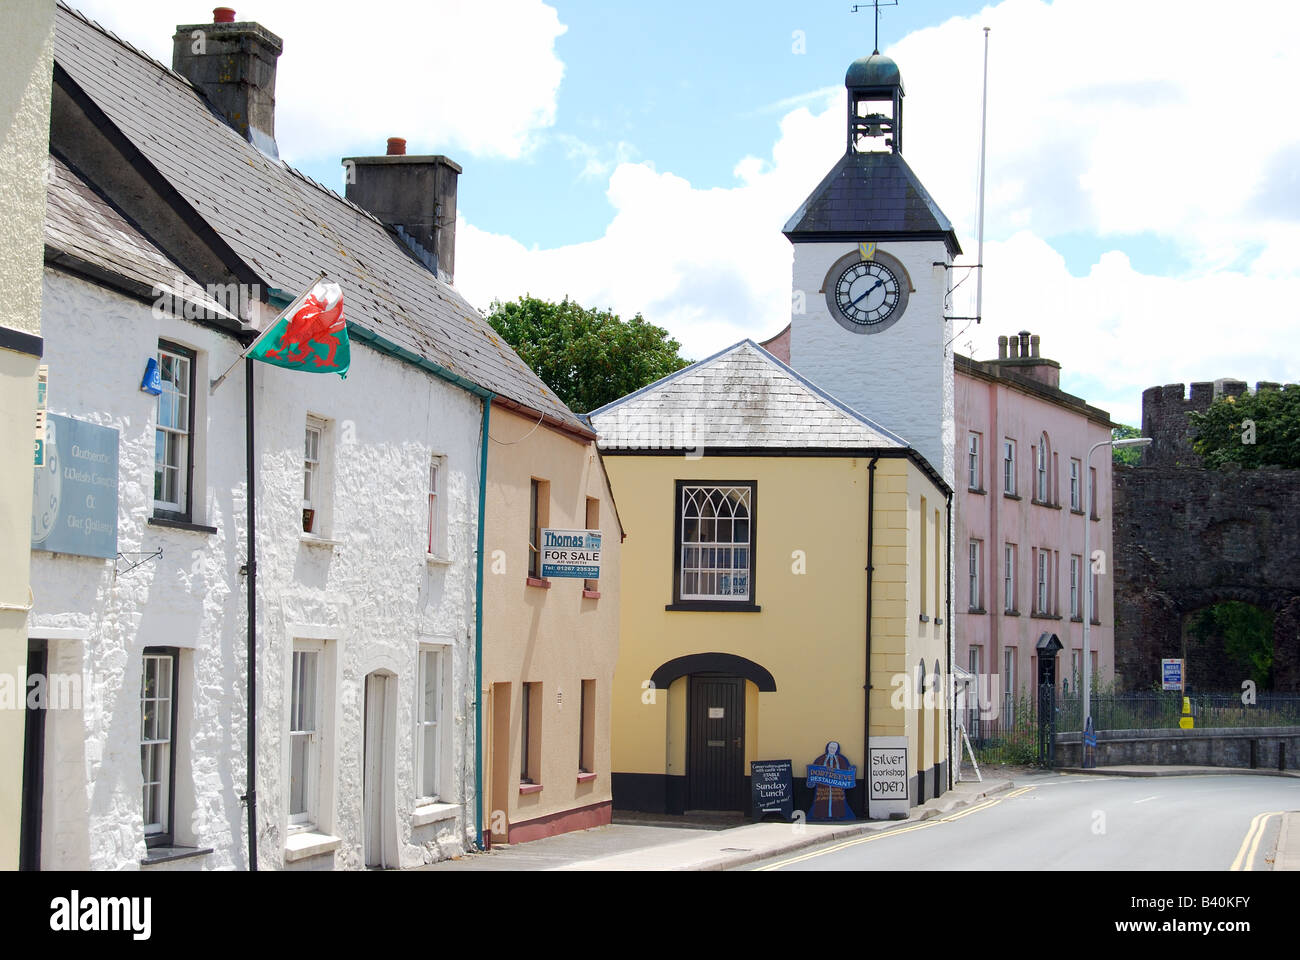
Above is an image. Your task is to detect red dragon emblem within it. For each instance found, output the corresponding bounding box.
[263,283,346,369]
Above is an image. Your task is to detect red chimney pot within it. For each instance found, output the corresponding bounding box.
[386,137,407,156]
[213,7,236,23]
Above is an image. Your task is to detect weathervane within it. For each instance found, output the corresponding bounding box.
[850,0,898,54]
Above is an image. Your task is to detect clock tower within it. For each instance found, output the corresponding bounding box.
[784,52,960,485]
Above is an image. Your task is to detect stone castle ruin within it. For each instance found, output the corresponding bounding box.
[1113,379,1300,692]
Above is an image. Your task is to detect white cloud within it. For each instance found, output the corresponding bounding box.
[458,0,1300,427]
[66,0,567,161]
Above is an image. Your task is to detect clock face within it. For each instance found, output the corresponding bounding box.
[833,260,902,327]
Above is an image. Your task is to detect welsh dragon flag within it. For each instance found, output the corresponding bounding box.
[248,276,349,378]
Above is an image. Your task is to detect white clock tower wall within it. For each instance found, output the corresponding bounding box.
[790,238,955,486]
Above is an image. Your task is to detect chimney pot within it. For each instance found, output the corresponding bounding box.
[997,335,1008,360]
[1009,334,1020,359]
[386,137,407,156]
[1030,334,1040,358]
[213,7,236,23]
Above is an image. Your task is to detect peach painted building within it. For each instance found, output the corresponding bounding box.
[955,331,1117,733]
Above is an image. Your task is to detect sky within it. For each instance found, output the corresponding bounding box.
[68,0,1300,427]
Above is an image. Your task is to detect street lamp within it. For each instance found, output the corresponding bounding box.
[1083,436,1152,731]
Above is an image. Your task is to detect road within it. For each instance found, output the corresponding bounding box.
[746,774,1300,871]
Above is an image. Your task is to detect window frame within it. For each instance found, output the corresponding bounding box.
[288,641,324,830]
[153,341,197,522]
[527,479,550,580]
[415,647,444,803]
[967,431,982,491]
[1070,554,1082,619]
[303,415,324,533]
[427,455,447,559]
[1003,439,1017,496]
[1003,543,1017,614]
[1036,432,1049,503]
[141,647,180,848]
[1070,459,1082,511]
[669,480,759,611]
[579,679,596,775]
[520,681,541,785]
[1036,548,1049,614]
[583,497,600,593]
[968,539,982,611]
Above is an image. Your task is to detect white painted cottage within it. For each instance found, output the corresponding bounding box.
[24,3,586,871]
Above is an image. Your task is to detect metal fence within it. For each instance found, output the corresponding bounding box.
[965,691,1300,768]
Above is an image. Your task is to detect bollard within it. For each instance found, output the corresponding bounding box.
[1250,739,1258,769]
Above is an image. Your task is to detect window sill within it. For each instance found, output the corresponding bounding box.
[1031,612,1063,621]
[968,607,987,615]
[968,487,986,496]
[577,772,597,784]
[284,830,342,862]
[919,614,930,623]
[526,576,552,590]
[300,534,342,549]
[519,783,543,796]
[1003,493,1021,501]
[1090,514,1101,522]
[582,589,601,599]
[425,553,453,566]
[148,516,217,535]
[1070,616,1083,623]
[1090,618,1102,626]
[666,601,762,612]
[1003,609,1021,617]
[411,801,461,827]
[140,845,213,866]
[1070,508,1085,516]
[935,618,943,626]
[1031,499,1062,510]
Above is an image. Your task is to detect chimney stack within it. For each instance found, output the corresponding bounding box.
[173,9,283,157]
[992,330,1061,388]
[344,142,462,284]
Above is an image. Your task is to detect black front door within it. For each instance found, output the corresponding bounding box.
[688,676,745,811]
[20,641,46,871]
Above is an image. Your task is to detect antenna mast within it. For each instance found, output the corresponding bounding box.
[850,0,898,55]
[975,26,990,326]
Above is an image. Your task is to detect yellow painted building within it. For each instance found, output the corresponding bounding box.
[1,0,55,871]
[480,402,622,843]
[590,341,951,817]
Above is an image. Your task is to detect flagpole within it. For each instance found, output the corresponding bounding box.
[210,271,327,394]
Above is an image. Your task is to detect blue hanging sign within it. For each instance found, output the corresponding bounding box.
[31,414,119,560]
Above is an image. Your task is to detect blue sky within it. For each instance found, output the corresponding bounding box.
[71,0,1300,427]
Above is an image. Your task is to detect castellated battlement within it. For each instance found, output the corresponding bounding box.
[1141,379,1296,465]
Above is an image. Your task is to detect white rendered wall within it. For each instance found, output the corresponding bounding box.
[31,269,481,870]
[789,240,955,488]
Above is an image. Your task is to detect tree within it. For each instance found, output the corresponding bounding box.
[1188,386,1300,469]
[485,295,690,414]
[1111,423,1144,466]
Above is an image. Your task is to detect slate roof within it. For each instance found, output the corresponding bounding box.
[783,150,961,256]
[588,340,910,451]
[53,2,586,433]
[45,153,235,321]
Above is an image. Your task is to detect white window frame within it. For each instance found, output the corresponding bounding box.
[289,640,324,830]
[1003,647,1016,722]
[968,432,982,490]
[968,539,982,611]
[303,416,324,530]
[1070,459,1082,510]
[154,343,194,517]
[141,649,177,844]
[1091,569,1100,622]
[415,646,446,803]
[427,455,447,559]
[1036,433,1049,502]
[1003,439,1016,496]
[677,484,754,602]
[1037,548,1049,615]
[1070,555,1081,618]
[1004,543,1016,613]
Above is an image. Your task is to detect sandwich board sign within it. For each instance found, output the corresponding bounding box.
[1161,659,1184,692]
[868,736,909,819]
[750,759,794,821]
[540,529,602,579]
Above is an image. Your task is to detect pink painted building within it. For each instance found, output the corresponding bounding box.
[955,331,1117,733]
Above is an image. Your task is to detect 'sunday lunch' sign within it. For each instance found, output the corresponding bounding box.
[750,759,794,821]
[32,413,119,560]
[540,528,602,579]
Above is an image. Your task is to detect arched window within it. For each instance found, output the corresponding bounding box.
[1037,432,1050,502]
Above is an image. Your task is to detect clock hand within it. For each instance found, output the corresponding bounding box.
[849,278,884,307]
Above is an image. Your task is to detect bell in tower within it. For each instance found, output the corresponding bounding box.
[846,54,904,154]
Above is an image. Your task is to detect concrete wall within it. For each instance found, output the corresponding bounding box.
[606,453,948,812]
[788,240,955,487]
[0,0,54,871]
[31,269,481,869]
[480,405,621,842]
[1055,726,1300,770]
[955,365,1116,721]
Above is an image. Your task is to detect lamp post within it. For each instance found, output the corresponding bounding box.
[1082,436,1152,731]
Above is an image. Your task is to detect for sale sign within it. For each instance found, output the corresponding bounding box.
[1162,659,1184,691]
[540,528,602,579]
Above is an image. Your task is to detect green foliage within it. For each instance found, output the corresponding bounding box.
[1188,601,1274,689]
[485,295,690,414]
[1188,386,1300,469]
[1111,423,1144,465]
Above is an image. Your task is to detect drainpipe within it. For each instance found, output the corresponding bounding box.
[864,457,879,820]
[244,357,258,870]
[946,492,953,792]
[474,397,492,850]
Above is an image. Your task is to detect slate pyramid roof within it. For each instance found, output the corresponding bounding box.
[588,340,910,451]
[53,2,587,434]
[783,150,961,257]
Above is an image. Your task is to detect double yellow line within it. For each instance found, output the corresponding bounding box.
[1230,811,1282,871]
[755,788,1033,871]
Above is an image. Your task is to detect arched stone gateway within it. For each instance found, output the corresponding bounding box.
[1112,381,1300,691]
